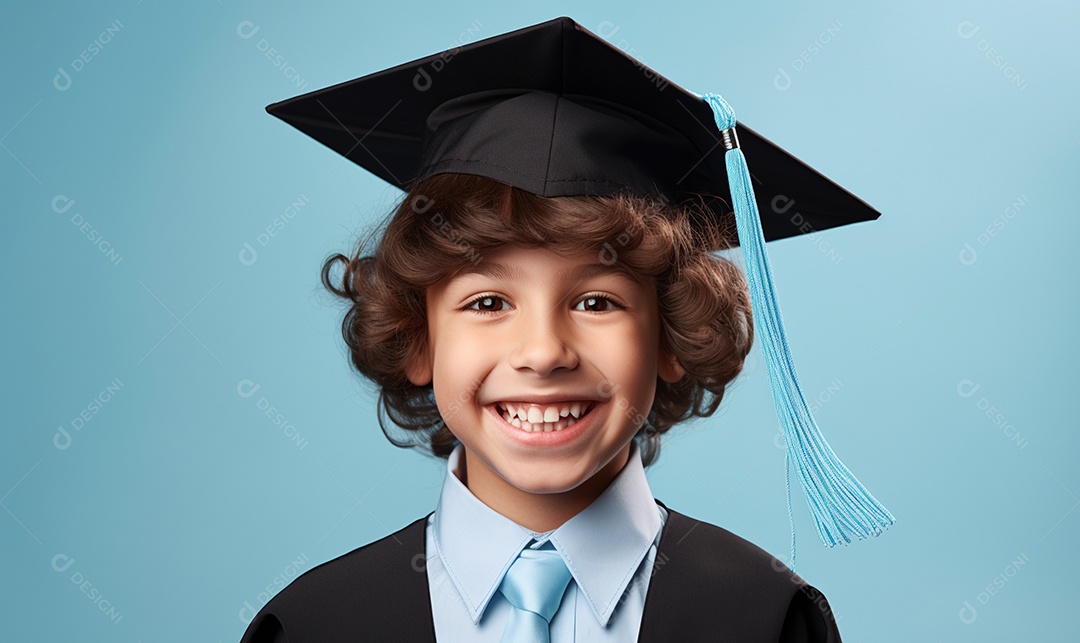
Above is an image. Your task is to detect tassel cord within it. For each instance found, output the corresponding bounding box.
[699,92,895,547]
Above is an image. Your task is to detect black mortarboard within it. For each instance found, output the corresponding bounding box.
[266,16,893,558]
[265,17,877,242]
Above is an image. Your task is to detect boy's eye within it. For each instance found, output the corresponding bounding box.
[466,295,509,314]
[573,295,619,313]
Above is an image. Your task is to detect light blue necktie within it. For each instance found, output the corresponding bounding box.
[497,543,573,643]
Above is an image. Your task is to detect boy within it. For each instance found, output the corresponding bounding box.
[241,16,890,642]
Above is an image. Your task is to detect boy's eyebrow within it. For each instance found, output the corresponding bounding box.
[451,261,645,287]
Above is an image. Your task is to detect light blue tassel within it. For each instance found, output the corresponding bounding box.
[697,93,895,556]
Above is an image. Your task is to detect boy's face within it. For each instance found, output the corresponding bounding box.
[407,243,684,500]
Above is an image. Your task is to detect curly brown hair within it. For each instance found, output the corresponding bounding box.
[321,173,753,467]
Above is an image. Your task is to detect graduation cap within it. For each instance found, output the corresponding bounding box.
[265,16,894,558]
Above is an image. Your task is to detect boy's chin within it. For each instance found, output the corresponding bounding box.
[503,472,592,495]
[495,457,614,496]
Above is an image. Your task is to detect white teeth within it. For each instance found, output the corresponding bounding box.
[497,403,588,433]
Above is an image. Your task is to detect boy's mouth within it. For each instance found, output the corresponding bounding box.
[493,401,596,433]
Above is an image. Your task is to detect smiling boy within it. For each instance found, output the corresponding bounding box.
[411,242,684,533]
[241,16,892,643]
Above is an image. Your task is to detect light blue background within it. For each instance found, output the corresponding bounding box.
[3,1,1076,640]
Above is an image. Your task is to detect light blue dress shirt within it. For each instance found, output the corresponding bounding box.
[424,441,668,642]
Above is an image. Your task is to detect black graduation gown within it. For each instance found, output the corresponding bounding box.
[240,500,842,642]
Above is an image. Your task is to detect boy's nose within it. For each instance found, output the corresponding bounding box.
[507,316,579,377]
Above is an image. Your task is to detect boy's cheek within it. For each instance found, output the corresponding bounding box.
[435,333,502,370]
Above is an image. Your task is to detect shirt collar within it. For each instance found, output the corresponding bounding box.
[432,441,662,626]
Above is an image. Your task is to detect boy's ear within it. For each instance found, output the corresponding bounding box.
[657,346,686,383]
[404,340,433,386]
